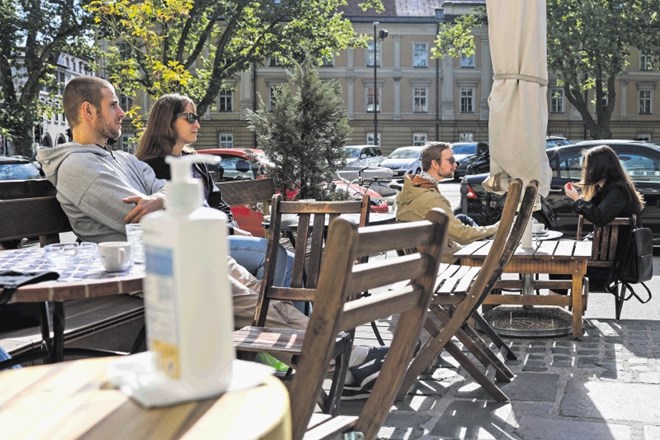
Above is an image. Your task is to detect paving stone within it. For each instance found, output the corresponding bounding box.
[428,400,513,440]
[515,415,631,440]
[379,410,435,439]
[561,380,660,423]
[644,425,660,440]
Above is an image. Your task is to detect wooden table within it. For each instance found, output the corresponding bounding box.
[455,239,592,338]
[0,248,144,364]
[0,357,291,440]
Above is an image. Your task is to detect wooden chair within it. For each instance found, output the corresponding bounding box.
[235,193,370,414]
[0,180,144,368]
[577,215,635,319]
[217,177,275,237]
[398,179,539,402]
[235,208,449,440]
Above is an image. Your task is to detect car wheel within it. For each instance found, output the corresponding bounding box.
[415,168,421,174]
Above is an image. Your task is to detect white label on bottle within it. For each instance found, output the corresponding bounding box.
[144,245,180,379]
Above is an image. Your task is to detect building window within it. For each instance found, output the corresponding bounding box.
[413,43,428,68]
[640,49,653,71]
[459,132,474,142]
[639,89,652,114]
[270,55,281,67]
[120,134,135,153]
[413,87,428,112]
[219,133,233,148]
[366,133,380,145]
[412,133,427,146]
[460,53,475,68]
[367,86,382,113]
[460,87,475,113]
[550,88,564,113]
[366,41,382,67]
[218,89,232,112]
[321,55,334,67]
[120,95,133,112]
[269,86,280,111]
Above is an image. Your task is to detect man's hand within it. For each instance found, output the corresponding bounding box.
[123,194,165,223]
[232,227,253,236]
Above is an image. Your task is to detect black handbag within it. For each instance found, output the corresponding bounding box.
[617,224,653,284]
[0,270,60,305]
[607,217,653,319]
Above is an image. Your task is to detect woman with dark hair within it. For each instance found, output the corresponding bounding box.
[136,94,293,287]
[563,144,645,288]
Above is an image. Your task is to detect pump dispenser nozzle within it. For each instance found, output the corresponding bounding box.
[164,154,220,214]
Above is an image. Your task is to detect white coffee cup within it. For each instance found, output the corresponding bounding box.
[99,241,134,272]
[532,222,545,233]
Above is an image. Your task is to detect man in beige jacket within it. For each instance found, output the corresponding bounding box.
[396,142,498,263]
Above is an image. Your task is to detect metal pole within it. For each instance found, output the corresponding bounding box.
[373,22,378,146]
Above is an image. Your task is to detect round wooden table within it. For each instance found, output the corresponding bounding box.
[0,357,291,439]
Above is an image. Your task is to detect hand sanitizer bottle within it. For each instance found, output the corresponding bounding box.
[141,154,234,398]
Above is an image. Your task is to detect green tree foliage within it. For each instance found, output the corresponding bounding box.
[247,57,350,200]
[0,0,96,157]
[86,0,383,124]
[547,0,659,139]
[433,1,660,139]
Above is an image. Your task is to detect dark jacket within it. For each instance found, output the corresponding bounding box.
[143,154,237,230]
[571,178,641,228]
[571,178,642,283]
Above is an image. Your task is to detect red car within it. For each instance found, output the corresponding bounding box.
[198,148,389,237]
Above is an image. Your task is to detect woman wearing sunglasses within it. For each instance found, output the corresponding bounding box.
[135,94,294,289]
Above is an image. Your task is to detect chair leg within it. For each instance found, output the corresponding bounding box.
[471,312,517,360]
[444,341,509,402]
[321,335,353,415]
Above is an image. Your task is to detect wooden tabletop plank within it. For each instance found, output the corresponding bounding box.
[573,241,593,257]
[555,240,577,257]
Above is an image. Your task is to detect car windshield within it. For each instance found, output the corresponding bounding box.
[343,147,361,159]
[452,144,476,155]
[389,149,419,159]
[0,162,41,180]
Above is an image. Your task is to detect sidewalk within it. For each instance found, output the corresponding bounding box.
[347,264,660,440]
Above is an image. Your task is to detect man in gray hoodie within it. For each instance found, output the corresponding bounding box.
[37,76,165,243]
[36,76,384,390]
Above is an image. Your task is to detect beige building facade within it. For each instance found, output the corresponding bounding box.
[117,1,659,155]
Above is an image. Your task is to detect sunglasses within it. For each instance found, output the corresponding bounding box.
[177,112,201,124]
[436,157,457,165]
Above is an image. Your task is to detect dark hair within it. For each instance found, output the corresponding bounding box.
[135,94,195,161]
[580,145,644,210]
[420,142,452,171]
[62,76,112,128]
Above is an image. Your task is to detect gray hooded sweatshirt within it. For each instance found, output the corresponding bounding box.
[37,143,166,243]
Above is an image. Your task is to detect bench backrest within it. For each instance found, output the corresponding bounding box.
[0,180,71,246]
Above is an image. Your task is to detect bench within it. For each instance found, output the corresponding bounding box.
[0,180,144,365]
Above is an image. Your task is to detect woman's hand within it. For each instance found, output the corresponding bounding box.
[564,182,580,201]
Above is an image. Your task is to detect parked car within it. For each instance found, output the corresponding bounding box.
[0,156,42,180]
[379,146,424,179]
[459,140,660,244]
[451,142,479,162]
[197,147,272,181]
[341,145,384,168]
[453,142,489,181]
[546,136,571,149]
[198,148,388,236]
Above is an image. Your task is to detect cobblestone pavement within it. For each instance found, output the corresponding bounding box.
[344,298,660,440]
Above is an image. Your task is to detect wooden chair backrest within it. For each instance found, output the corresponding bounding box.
[576,215,634,268]
[253,193,369,326]
[0,180,71,246]
[217,177,274,207]
[290,208,449,440]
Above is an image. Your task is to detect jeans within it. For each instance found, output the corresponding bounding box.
[228,236,294,288]
[456,213,479,227]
